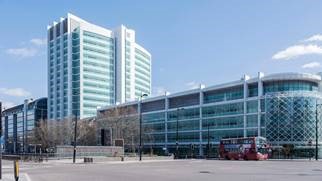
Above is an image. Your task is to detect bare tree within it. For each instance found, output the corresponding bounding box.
[77,118,97,146]
[96,106,157,155]
[30,106,155,154]
[31,117,97,150]
[96,106,139,150]
[31,118,73,150]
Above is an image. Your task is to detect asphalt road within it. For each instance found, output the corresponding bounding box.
[3,159,322,181]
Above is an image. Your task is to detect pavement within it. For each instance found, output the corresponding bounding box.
[1,158,322,181]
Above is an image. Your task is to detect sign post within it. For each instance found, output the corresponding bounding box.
[14,160,19,181]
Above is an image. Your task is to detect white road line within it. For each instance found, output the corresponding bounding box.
[24,173,32,181]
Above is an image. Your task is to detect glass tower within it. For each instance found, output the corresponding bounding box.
[48,13,152,120]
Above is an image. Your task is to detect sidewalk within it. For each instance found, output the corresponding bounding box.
[42,156,174,164]
[1,173,30,181]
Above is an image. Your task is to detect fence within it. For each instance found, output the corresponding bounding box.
[55,145,124,158]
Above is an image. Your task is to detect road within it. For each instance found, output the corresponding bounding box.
[2,159,322,181]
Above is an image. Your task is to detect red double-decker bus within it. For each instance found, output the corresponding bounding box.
[219,136,270,160]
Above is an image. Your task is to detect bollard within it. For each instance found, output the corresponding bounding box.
[14,160,19,181]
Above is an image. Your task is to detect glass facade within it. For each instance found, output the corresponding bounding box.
[100,73,322,158]
[202,102,244,117]
[203,86,243,104]
[134,48,151,99]
[265,92,322,143]
[264,92,322,158]
[263,80,318,94]
[203,116,244,130]
[49,14,152,120]
[71,28,80,117]
[125,40,131,100]
[82,31,115,118]
[1,98,47,153]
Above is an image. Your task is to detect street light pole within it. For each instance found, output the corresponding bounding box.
[139,93,148,161]
[316,101,320,161]
[175,108,184,159]
[207,119,210,159]
[176,109,179,159]
[73,112,78,164]
[139,104,142,161]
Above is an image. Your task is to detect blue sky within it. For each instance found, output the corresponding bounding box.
[1,0,322,108]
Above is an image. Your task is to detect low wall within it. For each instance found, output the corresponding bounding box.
[55,146,124,158]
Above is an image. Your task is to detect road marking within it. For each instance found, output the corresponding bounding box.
[24,173,32,181]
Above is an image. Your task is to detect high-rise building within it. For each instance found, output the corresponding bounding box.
[47,13,151,120]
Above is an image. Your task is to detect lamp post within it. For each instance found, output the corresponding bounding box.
[73,112,78,164]
[315,100,321,161]
[139,93,148,161]
[207,119,210,159]
[175,108,184,159]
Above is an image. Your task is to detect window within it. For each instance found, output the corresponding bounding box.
[204,86,243,104]
[248,84,258,97]
[263,80,318,94]
[247,100,258,113]
[202,102,244,117]
[247,115,258,127]
[203,116,243,129]
[56,23,61,37]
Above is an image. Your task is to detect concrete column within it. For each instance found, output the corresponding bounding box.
[164,92,169,152]
[199,84,205,156]
[257,72,264,136]
[243,75,250,137]
[67,17,73,119]
[53,21,58,120]
[23,99,29,153]
[79,26,84,119]
[59,19,64,119]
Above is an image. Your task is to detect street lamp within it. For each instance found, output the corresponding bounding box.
[315,100,321,161]
[139,93,148,161]
[175,108,185,159]
[73,112,78,164]
[207,119,210,159]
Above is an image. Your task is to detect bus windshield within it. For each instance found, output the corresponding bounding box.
[256,137,269,154]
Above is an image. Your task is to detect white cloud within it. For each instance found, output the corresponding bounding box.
[301,61,321,69]
[185,81,200,89]
[5,47,39,58]
[0,88,31,97]
[1,101,16,109]
[272,44,322,60]
[4,37,46,58]
[152,86,167,96]
[304,34,322,42]
[30,38,47,46]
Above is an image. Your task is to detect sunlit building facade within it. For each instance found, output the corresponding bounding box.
[48,13,151,120]
[98,72,322,158]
